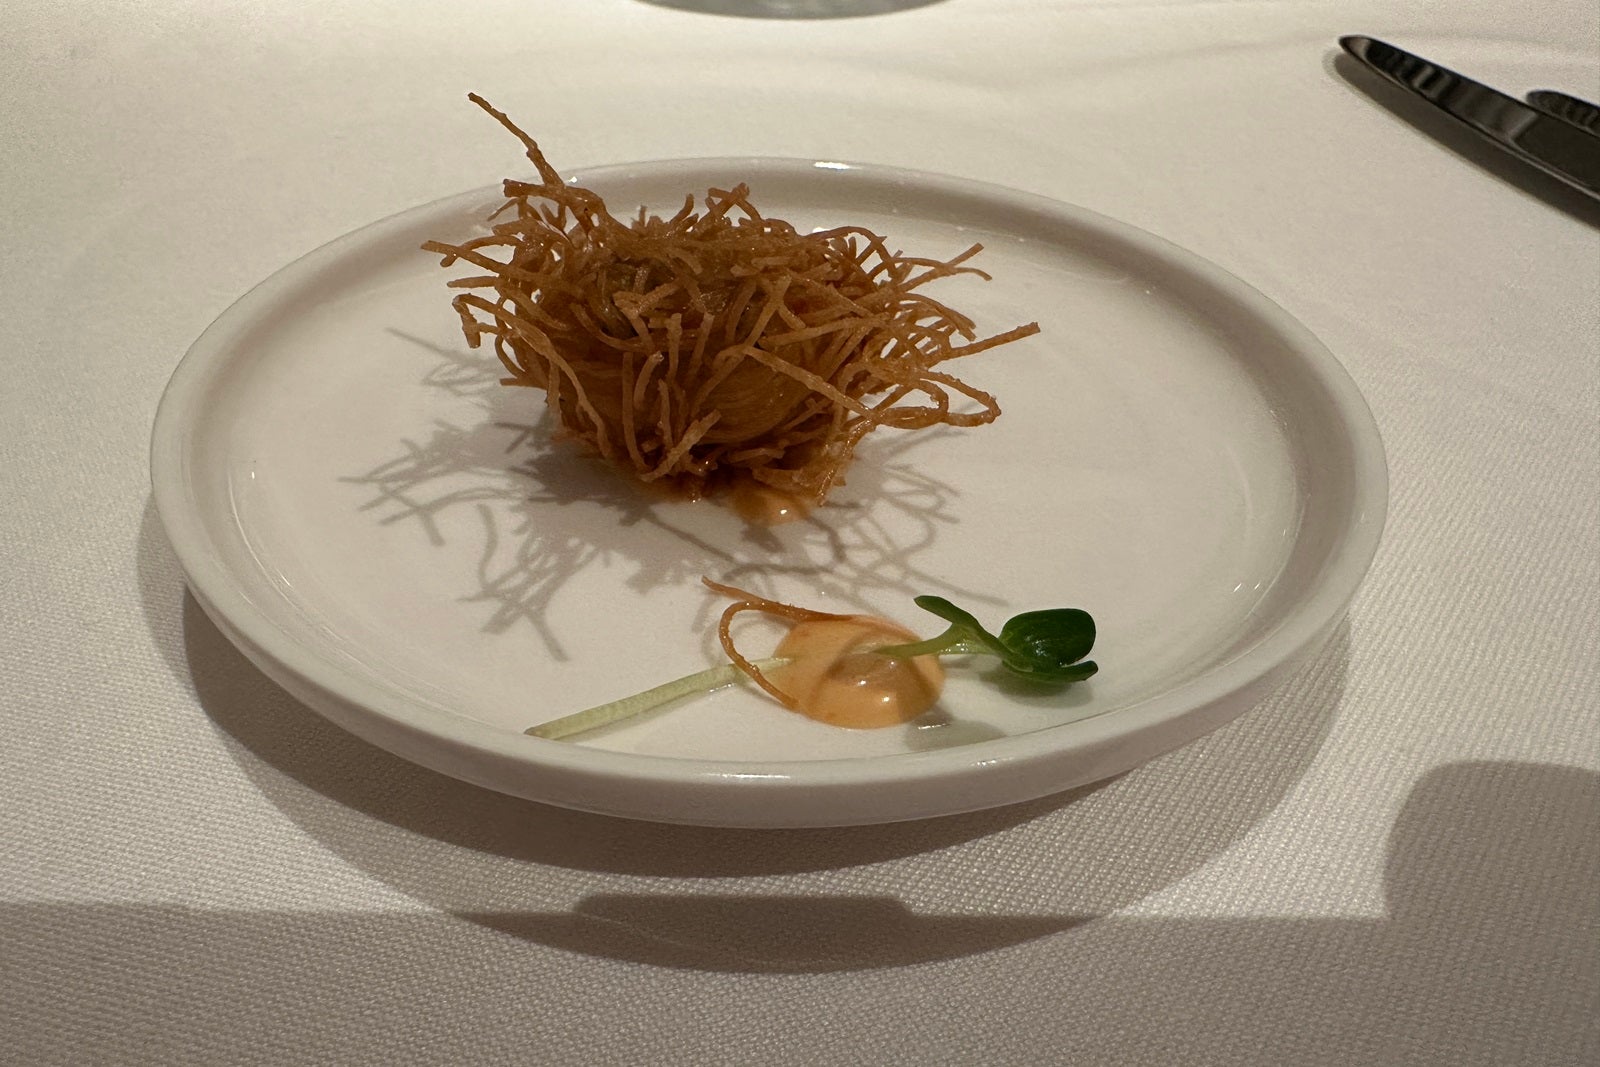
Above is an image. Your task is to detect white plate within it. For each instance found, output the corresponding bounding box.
[151,160,1386,827]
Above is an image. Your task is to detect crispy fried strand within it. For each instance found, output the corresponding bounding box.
[703,578,852,709]
[424,95,1040,507]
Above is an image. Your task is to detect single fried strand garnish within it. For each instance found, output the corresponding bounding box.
[424,94,1040,509]
[703,578,852,710]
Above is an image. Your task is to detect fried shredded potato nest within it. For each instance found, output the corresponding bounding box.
[423,94,1039,511]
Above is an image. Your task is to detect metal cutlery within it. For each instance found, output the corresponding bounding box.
[1339,35,1600,199]
[1525,89,1600,134]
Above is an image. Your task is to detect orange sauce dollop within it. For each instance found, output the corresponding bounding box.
[728,483,812,527]
[768,616,944,728]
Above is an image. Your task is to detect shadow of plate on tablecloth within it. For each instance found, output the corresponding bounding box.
[135,496,1351,970]
[6,761,1596,1063]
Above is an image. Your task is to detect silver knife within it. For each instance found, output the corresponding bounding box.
[1339,35,1600,198]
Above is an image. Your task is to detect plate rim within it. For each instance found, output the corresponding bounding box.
[150,157,1388,826]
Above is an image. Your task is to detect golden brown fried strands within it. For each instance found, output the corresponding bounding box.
[424,94,1039,513]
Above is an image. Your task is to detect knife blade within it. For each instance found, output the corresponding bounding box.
[1526,89,1600,135]
[1339,35,1600,198]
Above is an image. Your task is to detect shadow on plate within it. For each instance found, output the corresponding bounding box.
[342,332,992,659]
[1329,51,1600,228]
[635,0,949,18]
[7,761,1595,1061]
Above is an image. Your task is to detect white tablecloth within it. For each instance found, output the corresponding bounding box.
[4,1,1597,1062]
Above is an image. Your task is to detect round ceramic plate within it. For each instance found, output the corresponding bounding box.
[151,160,1386,827]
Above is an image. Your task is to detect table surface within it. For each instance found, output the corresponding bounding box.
[4,1,1597,1063]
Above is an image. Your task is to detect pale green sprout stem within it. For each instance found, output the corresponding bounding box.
[526,657,788,740]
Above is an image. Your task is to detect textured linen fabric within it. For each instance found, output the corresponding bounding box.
[2,0,1597,1063]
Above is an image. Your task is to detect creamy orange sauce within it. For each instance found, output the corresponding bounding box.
[728,482,812,527]
[768,616,944,728]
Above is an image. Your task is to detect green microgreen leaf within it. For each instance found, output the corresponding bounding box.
[997,608,1097,681]
[878,597,1097,684]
